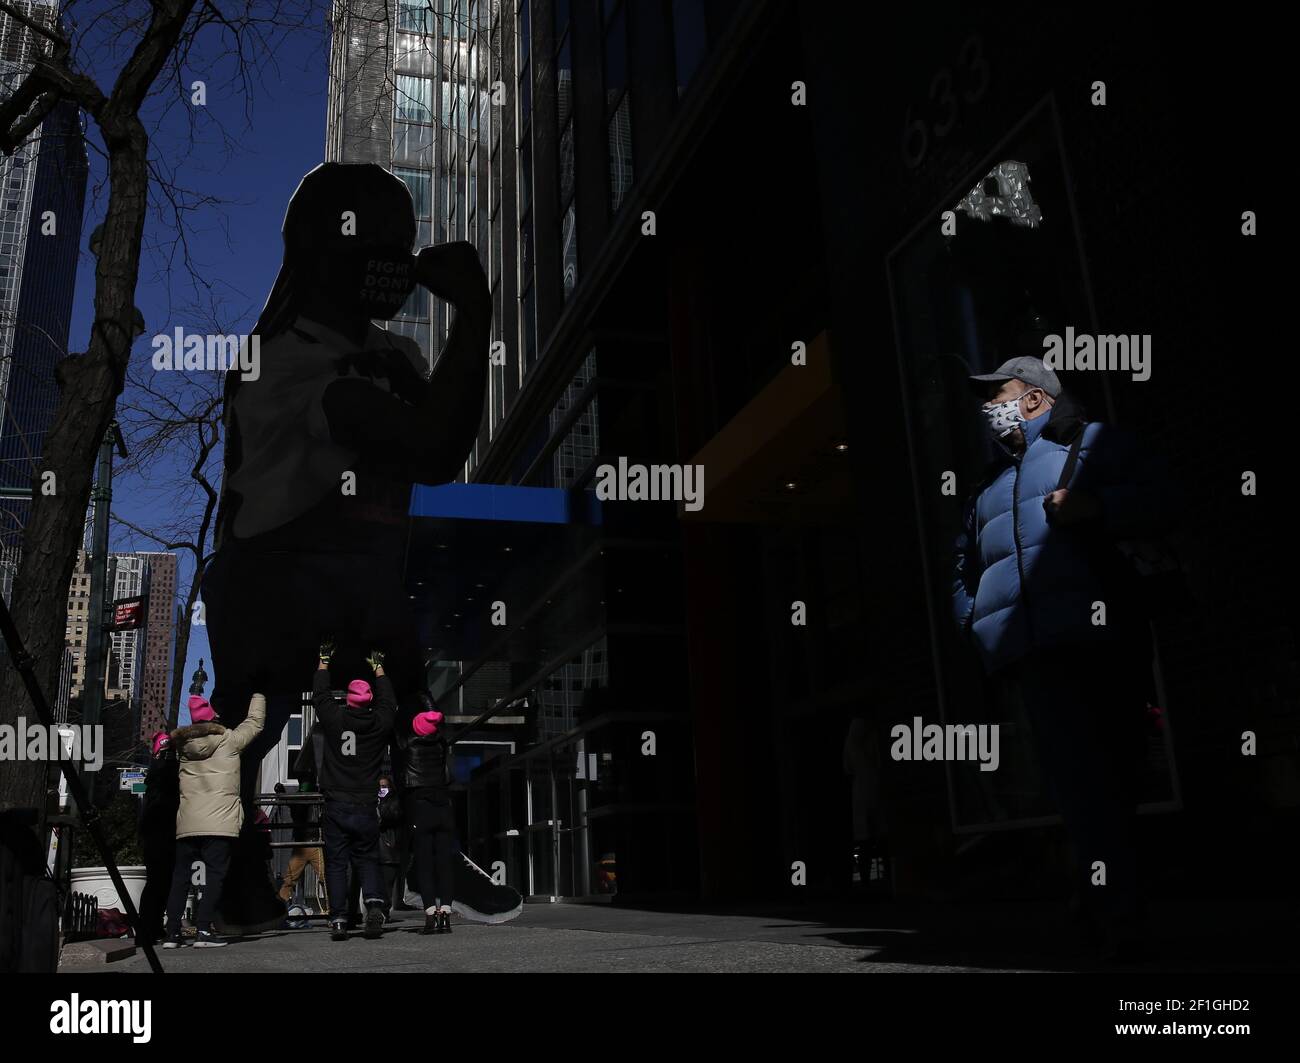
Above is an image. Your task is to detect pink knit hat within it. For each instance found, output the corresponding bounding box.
[188,694,216,723]
[151,731,171,757]
[412,709,443,737]
[346,679,373,708]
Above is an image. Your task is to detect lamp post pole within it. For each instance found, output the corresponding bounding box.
[80,421,128,792]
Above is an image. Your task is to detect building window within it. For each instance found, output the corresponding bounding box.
[518,133,531,216]
[519,208,533,281]
[394,121,435,167]
[670,0,708,97]
[556,33,572,129]
[602,1,633,213]
[398,0,434,32]
[491,203,501,288]
[560,202,577,299]
[396,74,433,123]
[607,95,633,213]
[517,0,531,128]
[555,5,577,300]
[394,167,433,219]
[603,3,627,102]
[395,32,436,76]
[521,281,537,368]
[491,15,503,156]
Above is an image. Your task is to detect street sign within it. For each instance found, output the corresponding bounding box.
[119,769,145,791]
[109,596,145,631]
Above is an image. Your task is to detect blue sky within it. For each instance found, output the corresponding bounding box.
[63,9,331,725]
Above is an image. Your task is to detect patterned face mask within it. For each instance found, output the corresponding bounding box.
[981,387,1041,440]
[378,787,390,799]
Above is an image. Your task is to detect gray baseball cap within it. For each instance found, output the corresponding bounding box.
[967,355,1061,399]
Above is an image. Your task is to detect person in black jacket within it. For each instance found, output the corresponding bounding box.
[394,700,456,934]
[377,777,404,913]
[137,731,179,946]
[314,640,396,940]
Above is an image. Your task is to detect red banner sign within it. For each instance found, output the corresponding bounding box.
[109,596,145,631]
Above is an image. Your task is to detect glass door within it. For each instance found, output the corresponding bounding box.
[885,96,1181,832]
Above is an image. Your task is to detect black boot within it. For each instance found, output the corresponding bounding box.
[363,901,385,939]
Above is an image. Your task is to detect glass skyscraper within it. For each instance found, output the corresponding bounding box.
[0,2,89,564]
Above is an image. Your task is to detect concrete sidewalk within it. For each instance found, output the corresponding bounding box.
[57,897,1298,974]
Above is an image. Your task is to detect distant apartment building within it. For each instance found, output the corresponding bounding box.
[136,551,177,740]
[64,549,91,696]
[104,553,144,704]
[64,549,178,741]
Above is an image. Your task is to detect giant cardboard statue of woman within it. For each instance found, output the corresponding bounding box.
[201,163,489,929]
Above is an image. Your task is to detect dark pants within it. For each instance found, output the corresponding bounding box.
[348,863,400,919]
[322,800,386,915]
[138,835,175,942]
[165,837,232,933]
[406,791,457,908]
[1008,643,1148,928]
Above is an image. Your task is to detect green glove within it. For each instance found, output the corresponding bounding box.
[366,649,385,672]
[319,637,335,662]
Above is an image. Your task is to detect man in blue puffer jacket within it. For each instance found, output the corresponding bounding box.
[952,355,1174,959]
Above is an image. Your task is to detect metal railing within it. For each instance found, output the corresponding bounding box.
[62,890,99,942]
[253,793,331,919]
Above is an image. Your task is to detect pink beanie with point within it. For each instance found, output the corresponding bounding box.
[188,694,215,723]
[346,679,373,708]
[412,709,443,737]
[151,731,171,757]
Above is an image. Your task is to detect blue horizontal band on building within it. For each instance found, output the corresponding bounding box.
[409,482,601,526]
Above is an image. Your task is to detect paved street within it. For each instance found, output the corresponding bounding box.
[58,898,1297,974]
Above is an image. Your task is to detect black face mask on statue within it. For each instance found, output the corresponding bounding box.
[337,246,418,320]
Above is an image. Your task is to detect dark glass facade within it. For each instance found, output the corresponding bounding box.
[323,2,1292,910]
[0,98,88,556]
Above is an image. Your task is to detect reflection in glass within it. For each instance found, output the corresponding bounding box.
[671,0,707,96]
[395,74,433,123]
[558,120,574,206]
[607,95,633,212]
[394,166,432,218]
[560,203,578,301]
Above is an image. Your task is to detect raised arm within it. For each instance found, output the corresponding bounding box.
[313,646,341,728]
[226,694,267,755]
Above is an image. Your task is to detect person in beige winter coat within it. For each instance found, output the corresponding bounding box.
[162,693,266,948]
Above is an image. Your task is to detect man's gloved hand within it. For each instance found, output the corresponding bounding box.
[366,649,386,672]
[319,637,335,663]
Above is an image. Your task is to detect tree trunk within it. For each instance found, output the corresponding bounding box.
[0,121,149,815]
